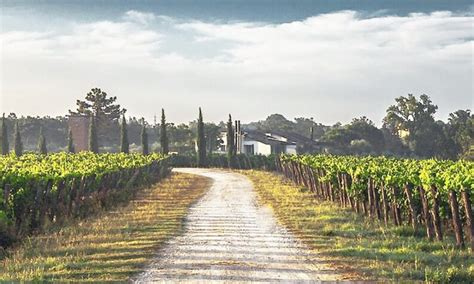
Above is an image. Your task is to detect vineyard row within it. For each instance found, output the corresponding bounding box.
[0,153,170,246]
[276,155,473,249]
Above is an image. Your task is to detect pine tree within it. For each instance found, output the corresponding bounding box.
[69,88,126,147]
[227,114,235,168]
[141,122,149,155]
[160,109,169,155]
[89,115,99,153]
[67,129,75,153]
[1,114,8,155]
[13,121,23,156]
[38,127,47,154]
[196,108,206,167]
[120,115,129,154]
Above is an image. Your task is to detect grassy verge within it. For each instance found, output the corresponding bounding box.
[243,170,473,283]
[0,172,211,282]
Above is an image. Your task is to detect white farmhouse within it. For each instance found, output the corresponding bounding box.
[218,130,297,156]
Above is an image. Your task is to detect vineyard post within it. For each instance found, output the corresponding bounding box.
[328,183,335,202]
[355,198,360,214]
[337,174,344,207]
[430,185,443,241]
[449,190,465,248]
[418,186,434,240]
[74,176,87,216]
[311,168,320,197]
[55,180,65,224]
[293,162,303,184]
[344,174,355,211]
[391,187,402,226]
[2,184,10,210]
[299,163,305,185]
[314,169,321,197]
[306,166,316,194]
[293,161,301,184]
[461,190,474,250]
[67,178,78,217]
[288,161,294,180]
[38,180,52,229]
[305,165,312,193]
[367,179,374,218]
[299,163,308,188]
[362,197,368,216]
[404,184,417,232]
[380,183,389,226]
[373,181,382,220]
[318,169,326,199]
[30,181,44,231]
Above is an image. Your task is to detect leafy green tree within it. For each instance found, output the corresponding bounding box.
[168,123,194,154]
[205,122,221,154]
[37,127,47,154]
[67,129,75,153]
[294,117,328,140]
[196,108,206,167]
[447,109,473,157]
[381,127,409,156]
[227,114,235,168]
[13,121,23,156]
[160,109,169,154]
[347,117,385,153]
[383,94,438,134]
[321,126,358,153]
[141,122,149,155]
[410,120,457,159]
[120,115,129,154]
[1,115,67,152]
[88,115,99,153]
[254,114,294,133]
[1,114,8,155]
[383,94,441,157]
[349,139,372,155]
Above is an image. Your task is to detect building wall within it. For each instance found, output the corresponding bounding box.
[68,115,89,152]
[242,140,272,156]
[285,144,297,154]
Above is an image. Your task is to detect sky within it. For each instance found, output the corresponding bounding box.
[1,0,473,125]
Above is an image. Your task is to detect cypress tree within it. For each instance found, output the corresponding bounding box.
[13,121,22,156]
[1,114,8,155]
[141,122,149,155]
[38,127,47,154]
[120,115,129,154]
[160,109,169,155]
[67,129,75,153]
[88,115,99,153]
[227,114,235,168]
[310,126,314,141]
[196,107,206,167]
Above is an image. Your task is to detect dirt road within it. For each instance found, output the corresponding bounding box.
[134,168,340,282]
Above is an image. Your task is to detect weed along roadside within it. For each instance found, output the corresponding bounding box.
[243,170,474,282]
[0,173,212,281]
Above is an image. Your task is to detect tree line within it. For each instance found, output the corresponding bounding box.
[0,89,472,160]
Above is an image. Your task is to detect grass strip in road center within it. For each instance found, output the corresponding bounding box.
[244,170,473,283]
[0,172,212,282]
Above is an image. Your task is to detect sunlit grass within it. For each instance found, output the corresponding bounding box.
[0,173,211,282]
[244,170,474,282]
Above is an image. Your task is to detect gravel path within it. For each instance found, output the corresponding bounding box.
[134,168,340,282]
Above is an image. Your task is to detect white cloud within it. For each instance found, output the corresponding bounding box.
[1,11,472,124]
[123,10,156,25]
